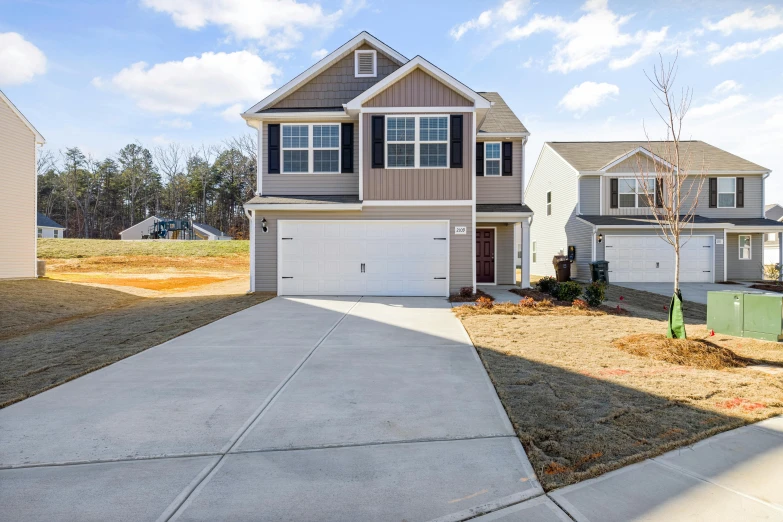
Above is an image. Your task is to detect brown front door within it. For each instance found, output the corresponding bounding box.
[476,229,495,284]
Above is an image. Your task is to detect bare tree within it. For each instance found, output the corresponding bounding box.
[155,143,185,217]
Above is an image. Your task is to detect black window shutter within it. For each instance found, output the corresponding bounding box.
[709,178,717,208]
[610,178,618,208]
[267,124,280,174]
[340,123,354,173]
[736,177,744,208]
[371,116,384,169]
[502,142,513,176]
[655,177,664,207]
[475,142,484,176]
[450,115,463,168]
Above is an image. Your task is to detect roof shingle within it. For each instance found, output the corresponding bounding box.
[477,92,528,135]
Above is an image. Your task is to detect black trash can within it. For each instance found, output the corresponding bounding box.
[590,261,609,283]
[553,255,571,282]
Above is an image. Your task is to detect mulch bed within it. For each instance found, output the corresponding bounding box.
[612,333,751,370]
[448,288,495,303]
[750,283,783,293]
[510,287,631,316]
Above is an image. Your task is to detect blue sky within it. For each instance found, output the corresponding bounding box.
[2,0,782,199]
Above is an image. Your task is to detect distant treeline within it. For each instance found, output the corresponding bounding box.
[37,135,256,240]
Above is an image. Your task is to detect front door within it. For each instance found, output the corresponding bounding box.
[476,229,495,284]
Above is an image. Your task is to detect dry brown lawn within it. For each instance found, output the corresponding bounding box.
[457,304,783,491]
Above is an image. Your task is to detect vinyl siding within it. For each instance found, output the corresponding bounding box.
[594,228,726,283]
[364,68,472,107]
[253,205,472,293]
[362,112,473,200]
[0,97,37,278]
[269,43,402,110]
[477,223,516,285]
[579,176,600,214]
[567,216,595,281]
[261,121,359,195]
[476,139,523,204]
[726,233,763,280]
[526,144,580,278]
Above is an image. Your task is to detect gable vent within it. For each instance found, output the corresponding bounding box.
[355,50,377,78]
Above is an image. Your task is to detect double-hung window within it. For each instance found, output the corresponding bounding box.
[53,230,59,238]
[419,117,447,167]
[281,124,340,173]
[739,234,751,260]
[546,191,552,215]
[618,178,655,208]
[718,177,736,208]
[485,142,501,176]
[386,117,415,168]
[386,115,449,168]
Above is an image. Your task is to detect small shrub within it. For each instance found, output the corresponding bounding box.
[518,297,536,308]
[536,276,558,294]
[537,299,554,308]
[764,263,781,281]
[554,281,582,302]
[583,282,606,307]
[459,286,474,298]
[572,298,589,310]
[476,296,494,309]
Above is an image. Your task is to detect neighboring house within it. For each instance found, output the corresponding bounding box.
[37,213,65,238]
[193,222,232,241]
[241,32,532,296]
[0,90,45,279]
[119,216,160,240]
[764,203,783,265]
[527,141,783,283]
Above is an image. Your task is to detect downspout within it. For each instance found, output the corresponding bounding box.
[521,135,528,205]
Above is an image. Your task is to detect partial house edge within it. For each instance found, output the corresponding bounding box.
[0,89,45,144]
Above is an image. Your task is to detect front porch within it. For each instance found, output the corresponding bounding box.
[475,204,533,289]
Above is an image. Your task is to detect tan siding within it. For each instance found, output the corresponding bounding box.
[270,44,402,109]
[261,121,359,195]
[476,139,522,204]
[362,112,472,200]
[253,206,472,293]
[478,223,516,285]
[726,233,763,280]
[0,97,37,278]
[364,68,472,108]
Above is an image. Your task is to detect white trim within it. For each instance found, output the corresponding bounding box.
[257,123,263,195]
[591,230,597,262]
[738,234,752,260]
[476,212,533,221]
[483,142,501,176]
[589,223,733,230]
[476,226,498,285]
[0,90,45,144]
[363,200,472,206]
[731,226,783,232]
[471,112,477,293]
[616,176,656,208]
[243,32,408,116]
[244,203,362,211]
[601,146,674,172]
[520,136,528,205]
[360,106,475,114]
[521,219,531,288]
[599,176,604,215]
[384,114,449,169]
[354,49,377,78]
[605,233,715,284]
[244,111,352,121]
[724,229,727,282]
[249,210,256,292]
[576,174,581,215]
[280,123,341,174]
[478,132,530,138]
[345,56,491,111]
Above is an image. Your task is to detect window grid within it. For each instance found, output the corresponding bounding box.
[546,191,552,216]
[618,177,656,208]
[485,142,501,176]
[739,234,751,260]
[385,115,449,169]
[718,177,736,208]
[280,123,341,174]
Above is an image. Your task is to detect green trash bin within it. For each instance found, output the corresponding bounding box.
[743,293,783,342]
[707,291,744,338]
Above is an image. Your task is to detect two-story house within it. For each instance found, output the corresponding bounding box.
[526,141,783,283]
[241,32,532,296]
[764,203,783,266]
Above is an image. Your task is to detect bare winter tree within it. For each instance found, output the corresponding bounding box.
[633,53,707,300]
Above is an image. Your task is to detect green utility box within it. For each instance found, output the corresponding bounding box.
[707,291,783,342]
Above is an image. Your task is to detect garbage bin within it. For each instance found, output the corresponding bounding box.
[553,255,571,282]
[589,261,609,283]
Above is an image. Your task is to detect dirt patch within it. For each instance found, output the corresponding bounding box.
[53,273,231,292]
[45,255,248,274]
[459,313,783,491]
[448,288,495,303]
[612,333,751,370]
[750,283,783,293]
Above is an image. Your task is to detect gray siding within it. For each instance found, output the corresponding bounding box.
[579,176,600,214]
[526,144,580,278]
[253,206,472,293]
[476,139,523,204]
[270,43,402,109]
[594,228,726,283]
[726,233,763,280]
[362,112,473,200]
[364,68,472,107]
[477,223,516,285]
[261,121,359,195]
[567,216,595,281]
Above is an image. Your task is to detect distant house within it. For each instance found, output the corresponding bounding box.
[1,90,45,279]
[37,213,65,238]
[193,223,232,241]
[764,203,783,265]
[119,216,231,240]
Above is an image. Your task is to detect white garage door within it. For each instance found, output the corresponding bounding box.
[278,220,449,296]
[605,235,714,283]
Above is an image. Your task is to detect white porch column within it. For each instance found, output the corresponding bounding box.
[521,218,531,288]
[256,122,263,195]
[779,232,782,281]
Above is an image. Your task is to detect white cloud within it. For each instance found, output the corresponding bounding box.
[96,50,280,114]
[505,0,669,73]
[704,6,783,35]
[713,80,742,95]
[161,118,192,129]
[141,0,344,50]
[311,48,328,60]
[708,32,783,64]
[220,103,245,122]
[558,81,619,115]
[0,32,47,86]
[690,95,748,118]
[450,0,530,40]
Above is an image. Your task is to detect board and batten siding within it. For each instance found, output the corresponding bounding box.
[253,206,473,293]
[364,68,472,108]
[261,121,359,195]
[579,176,600,214]
[476,139,523,204]
[526,144,580,278]
[477,223,516,285]
[0,97,37,278]
[269,43,402,110]
[361,112,473,200]
[726,233,763,280]
[594,228,726,283]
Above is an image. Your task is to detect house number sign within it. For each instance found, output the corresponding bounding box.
[454,226,467,235]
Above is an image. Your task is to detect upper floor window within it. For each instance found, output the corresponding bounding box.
[618,177,655,208]
[739,234,751,260]
[419,117,447,167]
[354,50,377,78]
[718,177,736,208]
[386,116,448,169]
[485,143,501,176]
[546,191,552,216]
[281,124,340,173]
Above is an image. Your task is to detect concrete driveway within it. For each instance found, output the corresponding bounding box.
[0,296,541,521]
[611,282,762,305]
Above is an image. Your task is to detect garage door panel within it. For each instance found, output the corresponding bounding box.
[606,235,713,283]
